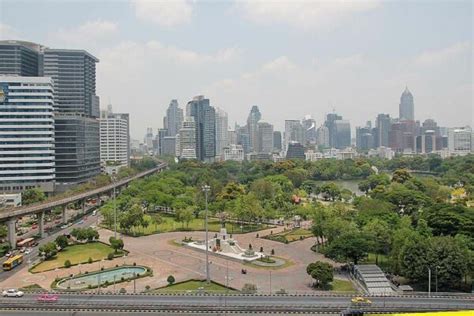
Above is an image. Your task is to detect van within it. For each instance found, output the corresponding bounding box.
[92,210,97,216]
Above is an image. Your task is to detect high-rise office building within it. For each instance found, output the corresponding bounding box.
[334,120,351,148]
[257,121,274,154]
[236,125,250,154]
[0,76,55,193]
[0,40,44,76]
[399,87,414,121]
[316,125,330,148]
[448,127,473,155]
[163,99,183,137]
[144,127,154,151]
[356,126,374,150]
[187,96,216,162]
[302,115,317,145]
[43,48,101,184]
[273,131,282,151]
[374,114,391,148]
[179,116,197,160]
[324,113,342,148]
[284,120,304,152]
[286,142,305,159]
[100,104,130,167]
[215,107,228,157]
[247,105,261,152]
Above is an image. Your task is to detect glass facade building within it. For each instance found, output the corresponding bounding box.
[0,76,55,193]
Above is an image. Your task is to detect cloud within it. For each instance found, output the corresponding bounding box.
[131,0,193,27]
[414,41,471,66]
[0,23,20,39]
[235,0,380,31]
[52,20,118,48]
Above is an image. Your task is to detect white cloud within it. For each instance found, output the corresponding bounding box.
[414,41,472,66]
[235,0,380,31]
[131,0,193,27]
[0,23,20,39]
[54,20,118,45]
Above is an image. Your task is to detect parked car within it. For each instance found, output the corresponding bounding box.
[31,224,38,229]
[60,224,68,229]
[351,297,372,306]
[37,294,58,303]
[24,248,32,255]
[2,289,24,297]
[5,251,12,257]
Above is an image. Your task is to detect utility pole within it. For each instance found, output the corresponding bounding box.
[202,185,211,284]
[428,267,431,298]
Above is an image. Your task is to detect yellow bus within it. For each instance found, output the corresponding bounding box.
[2,254,23,271]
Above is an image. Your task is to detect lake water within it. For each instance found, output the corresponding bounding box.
[314,179,363,196]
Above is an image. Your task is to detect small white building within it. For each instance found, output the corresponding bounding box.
[223,144,244,162]
[0,193,22,208]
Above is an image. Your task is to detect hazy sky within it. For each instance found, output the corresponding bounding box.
[0,0,472,139]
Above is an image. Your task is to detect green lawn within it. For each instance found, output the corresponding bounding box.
[31,242,118,273]
[152,280,238,293]
[330,279,356,292]
[119,214,269,236]
[264,228,313,243]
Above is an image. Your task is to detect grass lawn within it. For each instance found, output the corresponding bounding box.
[31,242,118,273]
[152,280,238,293]
[264,228,313,243]
[330,279,356,292]
[119,214,269,236]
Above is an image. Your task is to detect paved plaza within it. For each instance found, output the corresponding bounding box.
[0,225,350,294]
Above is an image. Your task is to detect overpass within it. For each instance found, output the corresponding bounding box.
[1,162,168,248]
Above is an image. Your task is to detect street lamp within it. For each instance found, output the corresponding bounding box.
[427,266,431,297]
[202,184,211,284]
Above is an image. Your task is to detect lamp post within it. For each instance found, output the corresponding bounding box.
[428,267,431,298]
[202,184,211,284]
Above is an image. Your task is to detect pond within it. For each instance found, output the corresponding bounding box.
[56,265,148,290]
[314,179,364,196]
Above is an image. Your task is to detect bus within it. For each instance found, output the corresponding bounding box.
[3,254,23,271]
[17,237,35,249]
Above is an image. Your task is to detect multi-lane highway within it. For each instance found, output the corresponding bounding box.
[0,292,472,314]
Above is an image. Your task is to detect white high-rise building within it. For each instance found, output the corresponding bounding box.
[257,121,274,154]
[179,116,197,159]
[0,76,55,193]
[215,107,228,157]
[100,105,130,167]
[316,125,330,147]
[448,127,473,155]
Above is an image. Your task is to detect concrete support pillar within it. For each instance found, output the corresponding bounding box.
[38,211,45,238]
[81,199,86,214]
[62,205,68,224]
[7,218,16,250]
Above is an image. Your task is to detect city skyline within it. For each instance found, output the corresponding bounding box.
[0,0,471,139]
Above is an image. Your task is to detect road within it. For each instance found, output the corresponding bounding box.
[0,209,99,282]
[0,293,472,314]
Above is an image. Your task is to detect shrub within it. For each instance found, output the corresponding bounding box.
[241,283,257,294]
[260,246,263,252]
[133,262,136,266]
[88,257,93,264]
[271,249,275,255]
[119,288,126,294]
[145,285,151,291]
[256,233,259,238]
[107,253,114,260]
[300,236,304,240]
[167,275,175,285]
[64,260,71,268]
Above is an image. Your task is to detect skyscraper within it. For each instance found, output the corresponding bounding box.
[163,99,183,137]
[247,105,261,152]
[187,96,216,162]
[302,115,317,145]
[273,131,282,151]
[0,76,55,193]
[0,40,44,76]
[100,105,130,167]
[257,121,274,154]
[334,120,351,148]
[399,87,414,121]
[324,113,342,148]
[215,107,228,158]
[179,116,197,159]
[374,114,391,147]
[284,120,304,152]
[316,125,330,148]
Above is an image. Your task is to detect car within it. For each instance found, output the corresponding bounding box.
[78,220,84,224]
[31,224,38,229]
[5,251,12,257]
[24,248,32,255]
[2,289,24,297]
[36,294,58,303]
[351,297,372,306]
[60,224,68,229]
[92,210,97,216]
[19,247,26,253]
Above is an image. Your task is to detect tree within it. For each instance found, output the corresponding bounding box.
[392,169,412,184]
[316,183,342,201]
[109,236,124,253]
[324,232,370,264]
[175,207,194,229]
[64,259,71,268]
[358,174,390,193]
[306,261,334,288]
[55,235,69,250]
[39,242,57,259]
[362,219,391,264]
[167,275,175,285]
[399,234,431,282]
[22,188,46,205]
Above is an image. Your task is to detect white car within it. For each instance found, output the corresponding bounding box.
[2,289,24,297]
[24,248,32,255]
